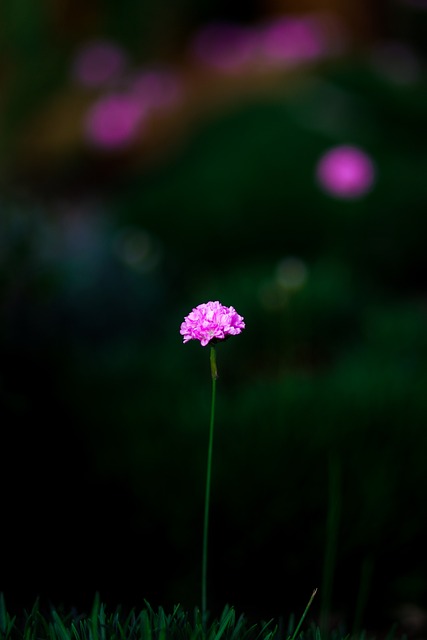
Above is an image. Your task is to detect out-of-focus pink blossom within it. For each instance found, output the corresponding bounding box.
[190,22,259,72]
[72,40,128,87]
[84,93,145,149]
[260,15,329,66]
[315,145,376,199]
[129,68,184,110]
[180,301,245,347]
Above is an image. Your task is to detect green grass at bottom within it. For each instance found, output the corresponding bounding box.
[0,593,404,640]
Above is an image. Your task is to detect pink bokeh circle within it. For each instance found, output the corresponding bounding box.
[84,93,145,149]
[316,145,376,199]
[72,40,128,87]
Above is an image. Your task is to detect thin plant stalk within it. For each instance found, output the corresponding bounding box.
[202,345,218,625]
[352,554,374,636]
[320,451,341,632]
[289,588,318,640]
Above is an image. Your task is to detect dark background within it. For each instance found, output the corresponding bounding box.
[1,0,427,635]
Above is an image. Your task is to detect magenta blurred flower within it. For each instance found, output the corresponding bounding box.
[84,93,145,149]
[315,145,376,199]
[180,301,245,347]
[129,68,184,110]
[260,15,329,65]
[190,22,259,72]
[72,40,128,87]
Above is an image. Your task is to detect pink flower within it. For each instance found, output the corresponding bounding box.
[180,301,245,346]
[260,15,328,66]
[71,40,128,88]
[84,93,145,149]
[190,22,259,72]
[129,68,184,110]
[315,145,376,199]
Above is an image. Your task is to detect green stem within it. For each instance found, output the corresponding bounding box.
[290,588,318,640]
[320,451,341,632]
[202,346,217,625]
[352,554,374,636]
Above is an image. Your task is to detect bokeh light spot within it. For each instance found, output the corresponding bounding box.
[129,68,184,110]
[84,93,145,149]
[72,40,128,88]
[113,227,163,273]
[370,41,421,85]
[190,22,259,72]
[260,15,328,66]
[315,145,376,199]
[276,257,308,291]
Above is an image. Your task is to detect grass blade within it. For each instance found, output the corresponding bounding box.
[289,589,318,640]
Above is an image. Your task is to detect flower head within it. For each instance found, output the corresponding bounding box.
[180,301,245,346]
